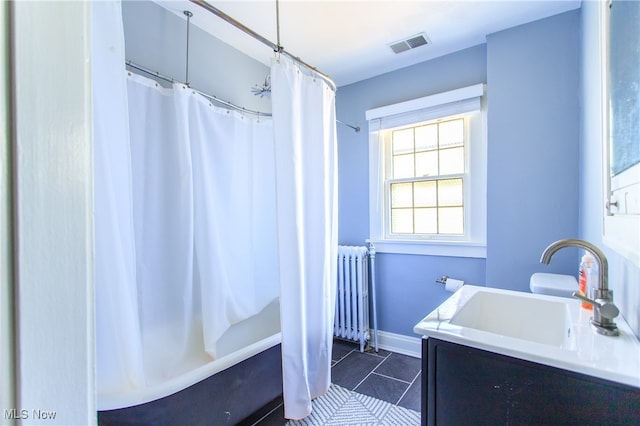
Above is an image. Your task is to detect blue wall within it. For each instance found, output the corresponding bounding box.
[337,45,488,247]
[337,45,488,337]
[486,10,581,291]
[336,10,581,337]
[375,254,486,336]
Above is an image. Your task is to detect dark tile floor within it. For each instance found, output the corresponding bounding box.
[252,339,422,425]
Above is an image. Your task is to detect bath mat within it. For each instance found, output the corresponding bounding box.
[286,384,420,426]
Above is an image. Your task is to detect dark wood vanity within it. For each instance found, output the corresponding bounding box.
[421,338,640,426]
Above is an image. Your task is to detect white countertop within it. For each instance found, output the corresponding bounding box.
[413,285,640,389]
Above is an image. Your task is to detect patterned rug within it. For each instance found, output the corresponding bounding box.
[286,384,421,426]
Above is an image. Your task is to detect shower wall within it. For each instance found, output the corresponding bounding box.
[121,1,271,113]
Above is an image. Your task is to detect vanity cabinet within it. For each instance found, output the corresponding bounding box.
[422,338,640,426]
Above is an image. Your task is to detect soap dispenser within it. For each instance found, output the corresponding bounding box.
[579,252,596,310]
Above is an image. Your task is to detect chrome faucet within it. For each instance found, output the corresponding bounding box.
[540,239,619,336]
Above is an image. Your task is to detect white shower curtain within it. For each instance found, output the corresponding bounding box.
[176,86,279,358]
[94,3,336,413]
[271,56,339,420]
[126,75,198,379]
[93,0,145,394]
[95,25,279,392]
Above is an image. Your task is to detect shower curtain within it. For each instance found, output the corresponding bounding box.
[94,3,278,389]
[97,71,279,390]
[271,56,338,420]
[126,75,198,380]
[93,0,145,393]
[125,75,279,375]
[95,4,337,418]
[176,87,279,358]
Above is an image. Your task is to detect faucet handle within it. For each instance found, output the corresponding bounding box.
[571,291,620,320]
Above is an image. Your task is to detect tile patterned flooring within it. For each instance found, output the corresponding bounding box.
[252,339,422,425]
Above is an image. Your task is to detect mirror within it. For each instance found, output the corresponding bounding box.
[608,0,639,184]
[602,0,640,266]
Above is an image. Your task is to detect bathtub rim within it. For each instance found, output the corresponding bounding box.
[97,331,281,411]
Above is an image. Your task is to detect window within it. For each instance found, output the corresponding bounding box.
[367,84,486,257]
[388,118,466,236]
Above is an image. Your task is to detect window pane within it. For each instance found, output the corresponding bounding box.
[439,119,464,148]
[438,178,463,206]
[393,154,414,178]
[390,182,413,208]
[439,147,464,175]
[438,207,464,234]
[384,116,470,238]
[415,208,437,234]
[391,208,413,233]
[392,128,414,155]
[415,151,438,177]
[415,124,438,152]
[414,180,437,207]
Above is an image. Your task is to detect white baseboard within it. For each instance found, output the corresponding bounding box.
[370,329,422,358]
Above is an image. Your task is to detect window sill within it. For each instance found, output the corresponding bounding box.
[369,239,486,258]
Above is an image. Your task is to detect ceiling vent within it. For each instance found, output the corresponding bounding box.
[389,33,431,54]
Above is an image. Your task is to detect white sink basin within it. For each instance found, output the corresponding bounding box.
[449,290,573,348]
[413,285,640,388]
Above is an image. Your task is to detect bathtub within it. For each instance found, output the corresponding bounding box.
[98,299,282,425]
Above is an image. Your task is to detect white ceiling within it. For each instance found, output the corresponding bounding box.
[154,0,581,87]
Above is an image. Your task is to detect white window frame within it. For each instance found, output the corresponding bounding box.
[367,84,487,258]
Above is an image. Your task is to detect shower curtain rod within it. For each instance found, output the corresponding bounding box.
[189,0,337,92]
[126,60,268,117]
[125,61,360,132]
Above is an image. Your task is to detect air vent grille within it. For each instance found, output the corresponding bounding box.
[407,35,428,49]
[389,41,411,54]
[389,33,430,54]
